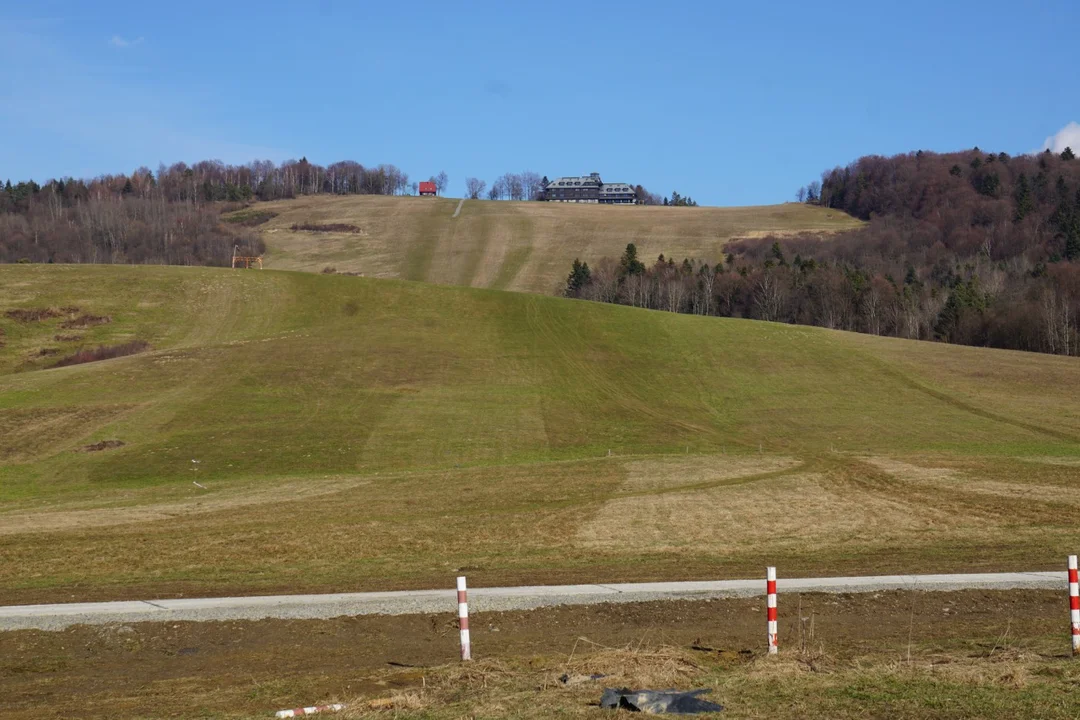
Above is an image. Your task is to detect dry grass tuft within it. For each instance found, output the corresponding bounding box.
[342,691,428,717]
[558,641,705,690]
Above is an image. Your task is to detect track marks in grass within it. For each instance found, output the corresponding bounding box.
[860,353,1080,445]
[865,456,1080,510]
[579,468,969,554]
[579,453,1080,556]
[0,475,374,535]
[523,298,720,449]
[491,245,532,291]
[0,405,134,463]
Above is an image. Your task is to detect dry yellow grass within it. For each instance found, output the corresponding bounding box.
[618,455,801,492]
[581,469,965,554]
[868,457,1080,507]
[246,196,862,293]
[0,475,372,535]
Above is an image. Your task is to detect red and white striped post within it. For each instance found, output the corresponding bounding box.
[457,575,472,661]
[766,566,778,655]
[1069,556,1079,656]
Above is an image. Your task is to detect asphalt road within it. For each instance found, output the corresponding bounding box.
[0,572,1064,631]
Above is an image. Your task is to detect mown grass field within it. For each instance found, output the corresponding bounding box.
[1,264,1079,605]
[240,196,862,293]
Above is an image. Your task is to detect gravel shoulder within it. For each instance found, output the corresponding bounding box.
[0,572,1064,632]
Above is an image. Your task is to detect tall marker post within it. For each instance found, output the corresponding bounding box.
[767,566,778,655]
[1070,556,1079,656]
[457,576,472,661]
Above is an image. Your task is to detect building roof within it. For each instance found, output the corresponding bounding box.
[543,174,635,195]
[546,173,603,188]
[418,181,437,193]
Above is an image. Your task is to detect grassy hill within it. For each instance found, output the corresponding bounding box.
[1,264,1079,604]
[238,196,862,293]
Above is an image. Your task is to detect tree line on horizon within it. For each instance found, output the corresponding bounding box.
[0,157,419,264]
[0,156,690,264]
[565,147,1080,356]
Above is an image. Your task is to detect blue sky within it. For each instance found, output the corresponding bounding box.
[2,0,1077,206]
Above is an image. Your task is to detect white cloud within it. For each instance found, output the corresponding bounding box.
[1041,122,1080,154]
[109,35,143,48]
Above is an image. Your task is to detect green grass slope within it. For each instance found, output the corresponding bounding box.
[243,196,862,293]
[1,265,1078,602]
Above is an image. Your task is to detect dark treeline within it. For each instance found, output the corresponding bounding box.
[0,157,413,265]
[566,147,1080,356]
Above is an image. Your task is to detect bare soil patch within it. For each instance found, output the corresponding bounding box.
[79,440,125,453]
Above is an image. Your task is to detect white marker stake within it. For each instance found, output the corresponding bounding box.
[767,566,778,655]
[1069,556,1079,656]
[275,703,345,718]
[457,576,472,661]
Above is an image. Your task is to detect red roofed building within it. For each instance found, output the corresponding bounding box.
[419,181,437,196]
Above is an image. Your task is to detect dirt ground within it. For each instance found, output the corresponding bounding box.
[1,590,1072,719]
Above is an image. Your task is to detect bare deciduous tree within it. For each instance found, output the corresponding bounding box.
[521,171,543,201]
[496,173,524,201]
[754,270,786,322]
[465,177,487,200]
[434,171,449,195]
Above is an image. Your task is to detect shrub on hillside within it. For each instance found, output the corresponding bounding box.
[224,209,278,227]
[291,222,362,233]
[51,340,150,368]
[60,314,111,330]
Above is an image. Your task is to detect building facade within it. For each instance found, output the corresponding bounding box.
[541,173,637,204]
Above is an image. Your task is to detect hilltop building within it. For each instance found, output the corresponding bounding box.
[418,181,437,196]
[541,173,637,204]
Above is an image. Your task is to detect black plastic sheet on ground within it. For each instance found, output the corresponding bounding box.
[600,687,724,714]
